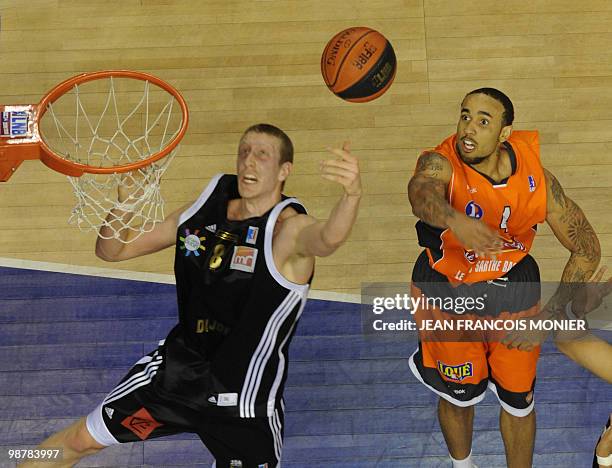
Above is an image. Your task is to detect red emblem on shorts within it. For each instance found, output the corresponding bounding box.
[121,407,163,440]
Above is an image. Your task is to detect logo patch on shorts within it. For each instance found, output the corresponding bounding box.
[218,393,238,407]
[437,361,473,382]
[230,246,258,272]
[104,406,114,419]
[121,407,163,440]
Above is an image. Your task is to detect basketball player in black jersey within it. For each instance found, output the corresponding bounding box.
[22,124,362,468]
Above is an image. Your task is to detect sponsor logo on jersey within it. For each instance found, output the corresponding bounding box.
[104,406,114,419]
[179,228,206,257]
[437,361,473,382]
[502,238,526,252]
[230,460,243,467]
[246,226,259,244]
[465,201,483,219]
[230,246,258,273]
[464,250,477,263]
[120,407,163,440]
[528,175,536,192]
[205,224,217,233]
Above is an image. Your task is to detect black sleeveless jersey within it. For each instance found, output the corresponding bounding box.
[154,174,311,418]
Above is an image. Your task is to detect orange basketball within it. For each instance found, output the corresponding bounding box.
[321,27,397,103]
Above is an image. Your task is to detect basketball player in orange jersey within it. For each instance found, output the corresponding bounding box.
[407,88,602,468]
[21,124,362,468]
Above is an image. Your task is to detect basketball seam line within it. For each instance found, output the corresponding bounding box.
[329,30,378,89]
[337,41,396,99]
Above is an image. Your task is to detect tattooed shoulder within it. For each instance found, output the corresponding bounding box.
[415,151,448,175]
[544,168,566,208]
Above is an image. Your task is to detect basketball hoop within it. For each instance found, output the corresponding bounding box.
[0,70,189,242]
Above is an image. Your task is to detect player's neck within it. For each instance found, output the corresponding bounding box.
[228,193,281,221]
[468,145,510,181]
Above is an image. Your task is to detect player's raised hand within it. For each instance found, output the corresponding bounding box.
[448,214,503,258]
[321,141,362,197]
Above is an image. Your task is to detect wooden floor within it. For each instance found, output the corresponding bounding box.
[0,0,611,294]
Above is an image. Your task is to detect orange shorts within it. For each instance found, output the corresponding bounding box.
[409,252,541,416]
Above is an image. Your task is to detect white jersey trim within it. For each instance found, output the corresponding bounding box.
[264,198,310,294]
[268,408,283,462]
[487,380,535,417]
[178,173,225,226]
[266,298,307,416]
[240,290,301,417]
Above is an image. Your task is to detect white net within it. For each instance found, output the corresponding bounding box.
[38,75,185,242]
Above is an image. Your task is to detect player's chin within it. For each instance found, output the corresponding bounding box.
[460,153,485,164]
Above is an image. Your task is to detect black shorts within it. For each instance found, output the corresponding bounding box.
[86,340,283,468]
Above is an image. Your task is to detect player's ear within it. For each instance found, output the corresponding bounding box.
[499,125,512,143]
[279,161,292,183]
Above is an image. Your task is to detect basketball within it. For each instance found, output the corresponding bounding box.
[321,27,397,103]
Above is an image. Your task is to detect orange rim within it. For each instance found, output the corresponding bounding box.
[36,70,189,175]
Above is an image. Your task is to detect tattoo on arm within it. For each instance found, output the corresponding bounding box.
[561,198,600,263]
[408,152,454,228]
[548,171,566,209]
[543,169,601,315]
[415,151,446,175]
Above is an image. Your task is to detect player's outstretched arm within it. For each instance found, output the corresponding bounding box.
[95,185,191,261]
[407,151,502,257]
[503,170,602,351]
[288,142,362,258]
[542,168,601,314]
[554,267,612,383]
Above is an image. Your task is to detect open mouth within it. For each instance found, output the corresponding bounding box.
[461,138,476,153]
[242,174,258,184]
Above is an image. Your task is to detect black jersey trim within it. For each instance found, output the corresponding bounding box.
[408,349,487,407]
[178,173,225,226]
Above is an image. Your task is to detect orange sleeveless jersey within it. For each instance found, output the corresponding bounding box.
[418,130,547,283]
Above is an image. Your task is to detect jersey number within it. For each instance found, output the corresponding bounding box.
[499,206,511,232]
[209,244,226,270]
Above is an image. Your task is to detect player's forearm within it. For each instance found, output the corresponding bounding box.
[546,251,601,316]
[408,178,456,229]
[555,335,612,383]
[95,208,135,261]
[317,193,361,255]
